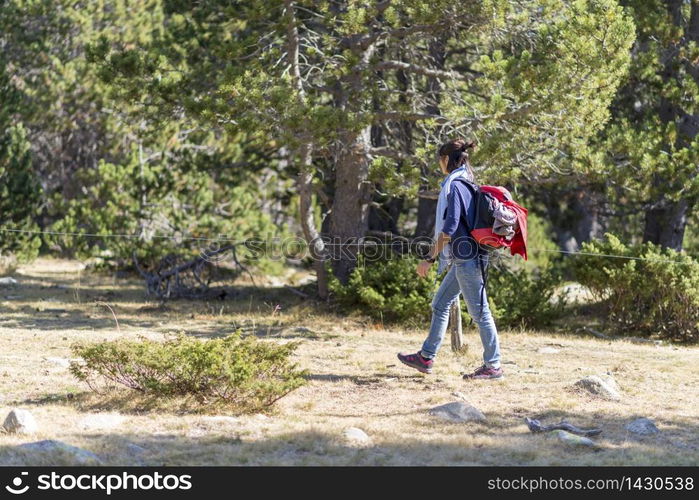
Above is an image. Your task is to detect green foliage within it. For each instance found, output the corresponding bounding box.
[684,215,699,259]
[472,0,636,184]
[0,0,164,197]
[49,146,278,268]
[0,124,42,261]
[511,213,559,271]
[486,214,567,328]
[85,0,636,194]
[328,253,436,324]
[70,333,307,412]
[0,55,41,261]
[486,264,567,329]
[582,1,699,248]
[329,219,567,329]
[571,233,699,342]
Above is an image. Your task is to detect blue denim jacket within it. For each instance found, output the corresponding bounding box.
[441,179,480,260]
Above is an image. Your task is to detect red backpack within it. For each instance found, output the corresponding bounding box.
[452,178,529,260]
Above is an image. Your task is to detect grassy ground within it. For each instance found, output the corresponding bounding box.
[0,258,697,466]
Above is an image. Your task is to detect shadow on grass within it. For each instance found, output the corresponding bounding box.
[305,373,420,384]
[0,409,697,466]
[0,274,327,336]
[10,372,699,465]
[15,389,278,417]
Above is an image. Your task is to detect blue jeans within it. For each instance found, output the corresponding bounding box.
[420,257,501,368]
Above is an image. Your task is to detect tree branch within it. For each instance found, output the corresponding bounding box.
[369,146,409,159]
[373,60,472,81]
[341,23,441,50]
[373,112,449,123]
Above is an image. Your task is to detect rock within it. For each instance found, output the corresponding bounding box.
[553,430,598,448]
[343,427,371,445]
[43,357,72,368]
[125,442,147,465]
[79,413,125,431]
[0,277,18,286]
[17,440,102,465]
[126,443,147,456]
[626,337,663,346]
[626,417,659,436]
[202,416,239,425]
[559,283,594,304]
[3,409,38,434]
[537,347,560,354]
[573,375,621,401]
[668,438,690,449]
[429,401,486,423]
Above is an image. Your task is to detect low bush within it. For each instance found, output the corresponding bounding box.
[486,263,567,329]
[571,233,699,342]
[328,243,566,329]
[70,333,307,412]
[328,253,436,324]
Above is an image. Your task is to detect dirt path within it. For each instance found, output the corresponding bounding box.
[0,259,697,465]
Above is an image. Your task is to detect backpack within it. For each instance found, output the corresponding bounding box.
[448,177,529,318]
[451,177,528,260]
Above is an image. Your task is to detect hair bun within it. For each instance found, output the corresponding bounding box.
[459,140,475,152]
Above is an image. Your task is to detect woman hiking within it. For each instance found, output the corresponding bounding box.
[398,138,503,380]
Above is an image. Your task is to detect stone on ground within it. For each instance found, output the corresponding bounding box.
[43,357,74,368]
[343,427,371,445]
[553,430,598,448]
[126,443,147,456]
[201,416,240,425]
[429,401,486,423]
[79,413,125,431]
[573,375,621,401]
[17,440,102,465]
[626,417,659,435]
[3,409,38,434]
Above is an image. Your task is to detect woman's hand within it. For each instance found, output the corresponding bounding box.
[416,260,433,278]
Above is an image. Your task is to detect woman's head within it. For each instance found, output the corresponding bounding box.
[438,138,476,175]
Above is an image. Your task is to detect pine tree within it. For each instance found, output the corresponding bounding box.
[0,57,41,259]
[86,0,635,286]
[593,0,699,250]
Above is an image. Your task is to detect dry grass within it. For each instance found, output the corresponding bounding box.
[0,258,697,466]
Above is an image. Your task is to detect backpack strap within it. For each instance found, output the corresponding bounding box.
[452,178,489,318]
[450,178,480,235]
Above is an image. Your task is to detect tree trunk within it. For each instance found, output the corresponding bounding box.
[449,300,466,352]
[330,126,373,283]
[297,149,329,299]
[415,192,438,238]
[414,36,446,241]
[573,190,604,245]
[369,197,403,234]
[284,0,329,297]
[328,18,377,284]
[643,198,691,251]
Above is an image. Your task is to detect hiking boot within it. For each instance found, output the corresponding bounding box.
[397,351,433,374]
[463,364,504,380]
